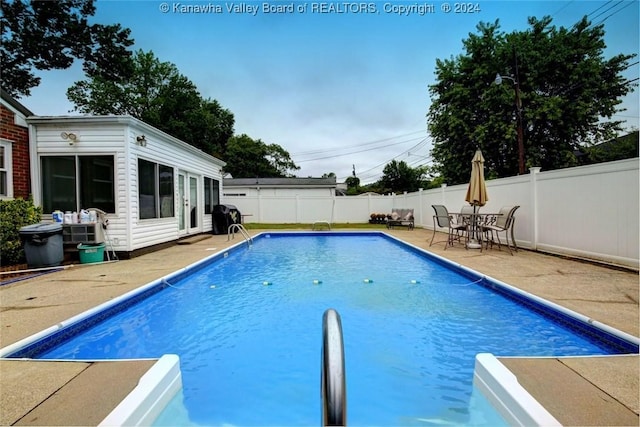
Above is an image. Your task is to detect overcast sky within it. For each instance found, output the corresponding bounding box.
[21,0,639,183]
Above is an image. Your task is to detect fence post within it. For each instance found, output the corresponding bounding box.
[331,195,336,223]
[441,183,447,205]
[418,188,424,226]
[257,188,262,223]
[529,167,541,250]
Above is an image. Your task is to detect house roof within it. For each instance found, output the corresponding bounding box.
[224,177,337,188]
[1,88,34,117]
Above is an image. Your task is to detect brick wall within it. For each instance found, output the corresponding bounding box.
[0,104,31,199]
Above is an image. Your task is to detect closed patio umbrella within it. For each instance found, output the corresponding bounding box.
[465,149,488,248]
[465,149,488,207]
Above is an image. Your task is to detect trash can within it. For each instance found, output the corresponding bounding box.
[77,242,106,264]
[19,223,64,268]
[212,204,241,235]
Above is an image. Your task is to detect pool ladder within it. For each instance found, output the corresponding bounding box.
[322,309,347,426]
[227,224,253,246]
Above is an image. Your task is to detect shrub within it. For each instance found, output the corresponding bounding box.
[0,198,43,265]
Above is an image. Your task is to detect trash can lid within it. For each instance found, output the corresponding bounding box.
[19,222,63,234]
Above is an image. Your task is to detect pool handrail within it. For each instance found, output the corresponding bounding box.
[322,308,347,426]
[227,223,252,245]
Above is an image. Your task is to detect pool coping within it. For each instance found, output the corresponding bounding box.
[0,230,637,426]
[98,354,182,427]
[474,353,562,426]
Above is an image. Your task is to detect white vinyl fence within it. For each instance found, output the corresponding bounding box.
[223,158,639,269]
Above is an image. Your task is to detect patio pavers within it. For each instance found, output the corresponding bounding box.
[501,356,639,426]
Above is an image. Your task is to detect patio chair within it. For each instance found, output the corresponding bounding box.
[429,205,468,249]
[456,204,478,230]
[480,205,520,255]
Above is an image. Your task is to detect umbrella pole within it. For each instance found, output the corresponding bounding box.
[467,204,482,249]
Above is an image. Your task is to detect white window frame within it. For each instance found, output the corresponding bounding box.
[0,139,13,199]
[138,158,175,220]
[39,154,116,213]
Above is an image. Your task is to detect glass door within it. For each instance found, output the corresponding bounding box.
[189,176,198,233]
[178,173,186,235]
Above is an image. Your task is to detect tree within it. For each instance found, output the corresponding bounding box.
[345,176,360,190]
[378,160,428,193]
[67,50,234,157]
[583,130,639,164]
[223,134,299,178]
[428,16,636,185]
[1,0,134,97]
[265,143,301,177]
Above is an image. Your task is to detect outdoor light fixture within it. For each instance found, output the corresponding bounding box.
[136,135,147,147]
[494,72,525,175]
[60,132,78,145]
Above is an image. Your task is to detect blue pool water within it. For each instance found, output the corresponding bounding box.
[19,233,635,426]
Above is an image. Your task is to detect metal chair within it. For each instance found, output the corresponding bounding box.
[480,205,520,255]
[430,205,468,249]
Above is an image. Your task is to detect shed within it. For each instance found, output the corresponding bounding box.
[223,177,337,197]
[27,115,225,256]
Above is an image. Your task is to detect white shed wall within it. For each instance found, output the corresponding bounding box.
[124,123,223,251]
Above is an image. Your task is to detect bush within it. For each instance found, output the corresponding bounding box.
[0,198,43,265]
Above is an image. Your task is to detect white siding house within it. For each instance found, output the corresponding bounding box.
[27,115,225,255]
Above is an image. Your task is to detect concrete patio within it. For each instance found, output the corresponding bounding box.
[0,228,638,426]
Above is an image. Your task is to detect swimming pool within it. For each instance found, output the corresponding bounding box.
[3,232,638,426]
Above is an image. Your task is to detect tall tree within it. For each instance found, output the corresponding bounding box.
[1,0,134,97]
[378,160,428,193]
[67,50,234,157]
[223,134,299,178]
[428,16,636,185]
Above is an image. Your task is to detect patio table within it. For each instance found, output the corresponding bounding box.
[454,212,502,250]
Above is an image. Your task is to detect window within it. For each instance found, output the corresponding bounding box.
[0,142,12,198]
[204,177,220,214]
[80,157,115,213]
[138,159,174,219]
[41,155,115,213]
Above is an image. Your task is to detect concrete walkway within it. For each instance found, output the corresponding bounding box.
[1,228,638,426]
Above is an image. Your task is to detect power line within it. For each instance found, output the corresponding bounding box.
[593,0,636,25]
[551,0,575,18]
[344,136,432,183]
[295,135,426,163]
[589,0,624,22]
[586,0,615,17]
[291,130,425,157]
